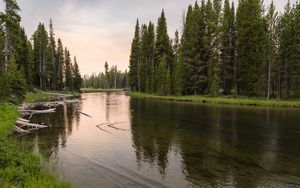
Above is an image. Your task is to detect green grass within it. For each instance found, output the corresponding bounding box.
[0,103,19,134]
[81,88,124,93]
[130,92,300,108]
[24,92,52,103]
[24,89,80,103]
[0,103,70,188]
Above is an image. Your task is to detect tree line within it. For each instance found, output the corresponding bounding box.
[0,0,82,103]
[129,0,300,99]
[83,62,129,89]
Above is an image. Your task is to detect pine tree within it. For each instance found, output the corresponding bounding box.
[236,0,268,96]
[173,30,183,95]
[64,48,73,90]
[156,55,167,96]
[146,22,155,93]
[48,19,57,90]
[181,2,207,95]
[73,56,82,92]
[57,38,64,90]
[206,0,222,96]
[266,1,278,99]
[129,19,140,91]
[221,0,236,95]
[154,10,174,93]
[139,24,148,92]
[105,61,109,88]
[32,23,48,90]
[3,0,21,72]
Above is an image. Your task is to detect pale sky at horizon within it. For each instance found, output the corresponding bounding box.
[0,0,297,75]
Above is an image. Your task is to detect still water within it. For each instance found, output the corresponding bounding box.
[23,92,300,187]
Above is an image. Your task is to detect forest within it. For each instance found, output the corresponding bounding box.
[0,0,82,103]
[129,0,300,99]
[83,62,129,89]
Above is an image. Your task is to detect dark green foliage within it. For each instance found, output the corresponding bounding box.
[221,0,236,95]
[73,57,82,92]
[153,10,174,94]
[236,0,268,96]
[156,55,167,95]
[57,38,65,90]
[64,48,73,90]
[6,57,27,103]
[32,23,49,89]
[0,0,83,103]
[129,20,140,92]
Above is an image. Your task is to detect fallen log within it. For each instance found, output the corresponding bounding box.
[16,120,48,129]
[79,112,93,118]
[96,125,112,134]
[18,117,30,123]
[107,123,129,131]
[19,108,56,115]
[14,126,30,134]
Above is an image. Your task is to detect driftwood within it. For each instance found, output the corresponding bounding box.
[96,125,112,134]
[107,124,129,131]
[97,122,129,132]
[79,112,93,118]
[14,126,30,134]
[16,120,48,129]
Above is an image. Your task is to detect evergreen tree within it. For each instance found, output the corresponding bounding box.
[236,0,268,96]
[3,0,21,72]
[154,10,174,93]
[73,56,82,92]
[32,23,48,90]
[57,38,64,90]
[139,24,148,92]
[221,0,236,95]
[48,19,57,90]
[266,1,278,99]
[129,19,140,91]
[181,2,207,95]
[173,30,183,95]
[64,48,73,90]
[156,55,167,95]
[105,61,109,88]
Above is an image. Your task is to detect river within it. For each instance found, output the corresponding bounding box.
[21,92,300,188]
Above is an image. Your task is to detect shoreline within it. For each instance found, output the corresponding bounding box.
[0,92,71,187]
[81,88,125,93]
[129,92,300,108]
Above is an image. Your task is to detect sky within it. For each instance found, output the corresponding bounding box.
[0,0,297,75]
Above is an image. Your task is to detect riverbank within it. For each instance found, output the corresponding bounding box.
[130,92,300,108]
[81,88,124,93]
[0,102,70,187]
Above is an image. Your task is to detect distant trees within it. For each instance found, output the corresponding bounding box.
[0,0,83,103]
[129,0,300,99]
[83,62,128,89]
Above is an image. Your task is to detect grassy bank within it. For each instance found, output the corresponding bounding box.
[0,103,70,188]
[24,89,80,103]
[81,88,124,93]
[130,92,300,108]
[24,92,52,103]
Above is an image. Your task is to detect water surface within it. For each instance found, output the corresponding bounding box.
[23,92,300,187]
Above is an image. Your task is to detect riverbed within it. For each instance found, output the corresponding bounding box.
[21,92,300,187]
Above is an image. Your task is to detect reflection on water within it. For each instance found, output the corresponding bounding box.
[21,93,300,188]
